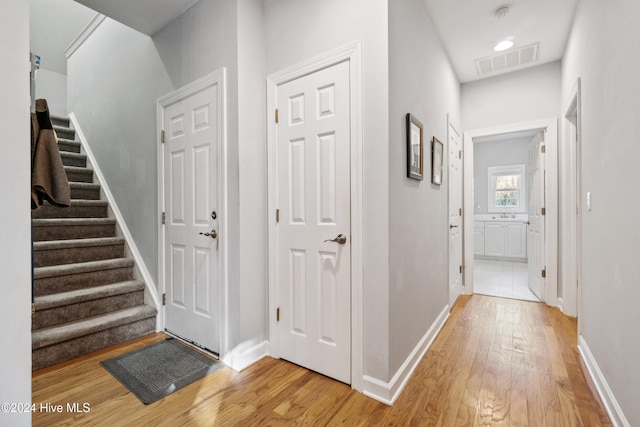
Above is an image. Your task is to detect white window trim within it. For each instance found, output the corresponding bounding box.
[487,164,526,213]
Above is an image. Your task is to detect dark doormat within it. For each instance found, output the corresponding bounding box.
[101,338,222,404]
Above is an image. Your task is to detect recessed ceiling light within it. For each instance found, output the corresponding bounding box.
[494,40,514,52]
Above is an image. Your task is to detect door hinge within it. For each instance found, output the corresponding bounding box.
[541,207,546,216]
[276,307,280,322]
[458,150,462,159]
[276,209,280,223]
[275,109,279,123]
[541,269,547,278]
[459,208,462,216]
[541,144,546,153]
[161,130,165,144]
[459,265,463,274]
[161,211,166,225]
[162,293,166,306]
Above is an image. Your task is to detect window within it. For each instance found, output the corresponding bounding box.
[488,165,525,213]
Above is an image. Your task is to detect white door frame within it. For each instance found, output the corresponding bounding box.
[562,78,582,322]
[266,41,363,391]
[463,118,558,307]
[156,69,228,355]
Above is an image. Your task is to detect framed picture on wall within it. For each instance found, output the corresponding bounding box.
[431,137,443,185]
[406,113,424,180]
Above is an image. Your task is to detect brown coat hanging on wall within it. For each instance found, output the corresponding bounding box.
[31,98,70,209]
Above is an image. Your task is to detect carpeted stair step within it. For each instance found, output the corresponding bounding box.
[32,280,145,330]
[64,165,93,183]
[33,237,125,268]
[32,218,116,241]
[60,151,87,168]
[53,125,75,140]
[32,305,157,371]
[31,200,108,219]
[58,138,81,154]
[34,258,135,296]
[69,182,101,200]
[50,115,70,128]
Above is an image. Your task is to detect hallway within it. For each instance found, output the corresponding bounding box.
[33,295,610,426]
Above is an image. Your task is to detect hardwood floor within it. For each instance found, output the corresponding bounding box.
[32,295,611,426]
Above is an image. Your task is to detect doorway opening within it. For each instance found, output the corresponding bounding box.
[463,119,559,306]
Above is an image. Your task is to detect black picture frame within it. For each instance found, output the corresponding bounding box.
[431,136,444,185]
[406,114,424,180]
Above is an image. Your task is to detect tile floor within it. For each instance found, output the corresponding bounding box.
[473,259,539,302]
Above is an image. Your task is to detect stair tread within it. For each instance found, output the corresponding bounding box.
[69,182,100,189]
[32,217,115,225]
[58,138,79,144]
[34,280,144,311]
[59,151,86,159]
[33,237,124,250]
[32,305,157,350]
[34,258,135,279]
[64,165,92,172]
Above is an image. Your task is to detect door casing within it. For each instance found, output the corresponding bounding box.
[463,118,559,308]
[157,69,228,355]
[266,42,363,391]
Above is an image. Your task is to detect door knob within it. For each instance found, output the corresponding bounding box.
[324,234,347,244]
[449,224,459,229]
[199,229,217,239]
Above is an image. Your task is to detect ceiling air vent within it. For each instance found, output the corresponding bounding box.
[475,43,539,77]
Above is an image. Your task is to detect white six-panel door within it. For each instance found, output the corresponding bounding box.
[162,81,220,354]
[528,131,546,301]
[275,60,351,383]
[448,120,463,307]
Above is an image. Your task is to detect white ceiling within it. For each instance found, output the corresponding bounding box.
[423,0,578,83]
[74,0,199,36]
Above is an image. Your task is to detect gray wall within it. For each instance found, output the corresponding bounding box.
[562,0,640,423]
[461,61,561,131]
[388,0,460,377]
[0,2,31,425]
[473,138,529,214]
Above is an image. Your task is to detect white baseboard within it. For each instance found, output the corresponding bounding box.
[362,305,450,405]
[69,113,162,330]
[222,340,269,372]
[578,335,629,427]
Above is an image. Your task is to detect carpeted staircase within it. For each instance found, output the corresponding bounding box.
[31,116,157,371]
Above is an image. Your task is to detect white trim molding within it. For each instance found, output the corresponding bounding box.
[156,68,228,357]
[266,41,364,391]
[222,340,270,372]
[362,306,450,405]
[69,113,162,329]
[65,13,106,59]
[578,335,629,427]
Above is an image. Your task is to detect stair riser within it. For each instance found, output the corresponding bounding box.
[65,169,93,183]
[34,244,125,268]
[32,223,116,241]
[35,267,134,296]
[50,117,70,128]
[58,140,81,154]
[32,204,107,219]
[32,317,156,371]
[61,155,87,168]
[55,128,75,140]
[70,186,101,200]
[32,291,145,330]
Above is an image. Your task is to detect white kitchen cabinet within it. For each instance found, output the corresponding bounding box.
[482,221,527,259]
[474,222,485,255]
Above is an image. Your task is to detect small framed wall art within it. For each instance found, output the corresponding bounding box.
[406,113,424,180]
[431,136,444,185]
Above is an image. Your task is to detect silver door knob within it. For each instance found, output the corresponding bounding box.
[199,229,217,239]
[324,234,347,244]
[449,224,459,229]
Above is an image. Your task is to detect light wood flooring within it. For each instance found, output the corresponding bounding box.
[32,295,611,426]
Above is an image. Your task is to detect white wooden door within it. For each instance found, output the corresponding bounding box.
[163,82,220,354]
[276,60,351,383]
[448,120,463,307]
[528,131,546,300]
